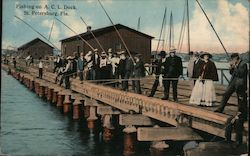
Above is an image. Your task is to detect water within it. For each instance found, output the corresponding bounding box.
[0,70,124,156]
[1,70,188,156]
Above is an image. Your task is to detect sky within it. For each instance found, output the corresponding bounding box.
[2,0,250,54]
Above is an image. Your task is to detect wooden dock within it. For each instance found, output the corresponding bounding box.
[1,62,248,155]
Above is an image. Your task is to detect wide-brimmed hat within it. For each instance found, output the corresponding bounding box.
[200,52,212,59]
[158,51,166,57]
[117,50,125,55]
[108,48,112,53]
[101,52,107,57]
[169,47,176,53]
[231,53,239,59]
[67,56,74,60]
[134,54,142,58]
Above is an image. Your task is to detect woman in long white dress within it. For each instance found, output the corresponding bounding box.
[189,52,218,106]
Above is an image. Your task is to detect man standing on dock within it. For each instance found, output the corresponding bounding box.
[162,48,183,102]
[148,51,166,97]
[38,57,43,79]
[215,53,248,146]
[77,52,86,83]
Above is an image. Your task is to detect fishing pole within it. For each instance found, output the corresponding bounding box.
[14,15,61,51]
[195,0,229,58]
[80,16,106,53]
[54,17,95,51]
[48,20,54,41]
[97,0,136,64]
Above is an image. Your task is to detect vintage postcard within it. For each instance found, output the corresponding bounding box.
[1,0,249,155]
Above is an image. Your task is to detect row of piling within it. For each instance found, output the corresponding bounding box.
[9,69,164,156]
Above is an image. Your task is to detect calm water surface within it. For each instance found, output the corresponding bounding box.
[0,70,126,156]
[1,70,188,156]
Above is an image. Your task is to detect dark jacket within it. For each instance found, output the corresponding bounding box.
[134,59,145,78]
[125,58,134,76]
[199,60,218,81]
[154,59,164,75]
[91,54,100,69]
[77,57,86,71]
[192,59,204,78]
[118,58,127,77]
[229,60,248,91]
[163,55,183,78]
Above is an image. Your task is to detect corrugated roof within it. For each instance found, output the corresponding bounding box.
[18,38,54,50]
[60,24,154,42]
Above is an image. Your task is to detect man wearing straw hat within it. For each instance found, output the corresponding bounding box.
[162,47,183,101]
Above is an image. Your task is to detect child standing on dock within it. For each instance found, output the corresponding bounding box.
[38,57,43,79]
[189,52,218,106]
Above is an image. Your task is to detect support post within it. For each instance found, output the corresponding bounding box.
[72,98,82,119]
[87,106,98,130]
[102,114,115,142]
[57,93,65,107]
[123,125,137,155]
[39,86,45,98]
[47,88,54,102]
[63,94,71,114]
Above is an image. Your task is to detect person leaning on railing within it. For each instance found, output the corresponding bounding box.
[215,53,248,147]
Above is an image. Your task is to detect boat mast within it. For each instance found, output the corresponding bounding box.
[156,7,167,52]
[169,11,174,50]
[137,16,141,31]
[187,0,190,53]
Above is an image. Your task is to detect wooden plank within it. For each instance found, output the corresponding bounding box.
[97,106,120,115]
[137,126,203,141]
[119,114,154,126]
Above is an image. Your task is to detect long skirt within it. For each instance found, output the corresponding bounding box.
[189,80,216,106]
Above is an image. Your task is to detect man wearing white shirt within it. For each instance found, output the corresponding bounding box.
[38,57,43,79]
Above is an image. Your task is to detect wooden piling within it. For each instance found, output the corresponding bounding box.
[57,93,64,107]
[63,94,71,114]
[123,132,136,155]
[47,88,54,103]
[72,98,82,119]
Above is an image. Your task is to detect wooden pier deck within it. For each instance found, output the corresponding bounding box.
[2,62,248,145]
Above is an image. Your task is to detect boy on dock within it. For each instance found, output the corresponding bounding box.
[38,57,43,79]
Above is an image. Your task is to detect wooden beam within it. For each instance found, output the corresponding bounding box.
[119,114,154,126]
[137,126,203,141]
[97,106,120,115]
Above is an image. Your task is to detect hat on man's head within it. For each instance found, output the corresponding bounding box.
[195,52,199,57]
[231,53,239,59]
[134,54,142,58]
[117,50,125,55]
[108,48,112,53]
[169,47,176,53]
[200,52,212,59]
[101,51,107,57]
[94,49,98,52]
[67,56,74,60]
[158,51,166,57]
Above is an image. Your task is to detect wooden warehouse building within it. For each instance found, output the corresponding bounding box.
[60,24,154,63]
[17,38,54,59]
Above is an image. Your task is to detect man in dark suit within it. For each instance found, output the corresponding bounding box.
[91,49,100,80]
[162,48,183,101]
[133,54,145,94]
[215,53,248,146]
[148,51,166,97]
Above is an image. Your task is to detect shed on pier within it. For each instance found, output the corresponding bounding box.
[60,24,154,63]
[17,38,54,59]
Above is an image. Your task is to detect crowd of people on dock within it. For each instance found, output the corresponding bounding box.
[2,47,248,147]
